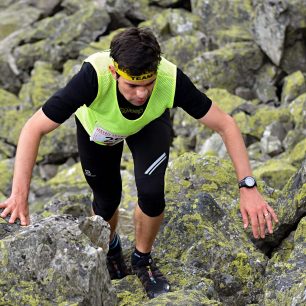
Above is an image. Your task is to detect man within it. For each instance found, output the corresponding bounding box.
[0,27,278,299]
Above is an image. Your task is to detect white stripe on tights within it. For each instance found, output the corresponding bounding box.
[144,153,167,175]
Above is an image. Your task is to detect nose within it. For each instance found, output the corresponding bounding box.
[136,87,148,99]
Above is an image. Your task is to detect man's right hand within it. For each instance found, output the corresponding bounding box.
[0,195,30,226]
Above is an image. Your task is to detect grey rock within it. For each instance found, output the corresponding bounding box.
[262,217,306,305]
[185,42,263,92]
[259,121,288,157]
[281,40,306,74]
[198,133,227,158]
[79,215,110,251]
[0,3,41,41]
[191,0,253,46]
[252,0,289,66]
[0,215,116,305]
[281,70,306,104]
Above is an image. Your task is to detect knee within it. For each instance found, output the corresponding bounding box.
[138,190,165,217]
[92,196,120,221]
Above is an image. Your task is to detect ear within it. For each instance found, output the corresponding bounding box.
[108,65,117,79]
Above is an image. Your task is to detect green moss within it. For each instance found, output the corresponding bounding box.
[250,107,293,138]
[288,137,306,167]
[253,159,297,189]
[0,109,32,145]
[0,159,13,195]
[0,240,9,266]
[281,71,306,103]
[289,92,306,122]
[229,252,253,281]
[294,183,306,209]
[206,88,246,114]
[80,28,125,57]
[0,88,20,109]
[26,61,60,108]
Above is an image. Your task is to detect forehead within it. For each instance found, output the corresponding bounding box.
[121,75,157,86]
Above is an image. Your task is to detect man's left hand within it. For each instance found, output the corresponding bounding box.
[239,187,278,239]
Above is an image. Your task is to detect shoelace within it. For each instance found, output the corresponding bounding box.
[146,265,157,284]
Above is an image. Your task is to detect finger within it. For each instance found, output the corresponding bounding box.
[251,216,259,239]
[0,201,8,208]
[267,206,279,223]
[8,210,18,224]
[258,213,266,239]
[240,208,249,229]
[0,206,11,218]
[20,214,29,226]
[264,212,273,234]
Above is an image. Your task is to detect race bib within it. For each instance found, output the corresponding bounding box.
[90,125,126,146]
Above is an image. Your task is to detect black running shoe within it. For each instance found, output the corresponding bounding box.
[107,250,129,280]
[132,255,170,299]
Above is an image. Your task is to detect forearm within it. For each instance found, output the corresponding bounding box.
[218,116,253,181]
[11,121,43,200]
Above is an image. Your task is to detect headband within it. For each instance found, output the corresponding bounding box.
[113,61,155,81]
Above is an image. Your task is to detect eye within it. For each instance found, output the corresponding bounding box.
[128,84,137,88]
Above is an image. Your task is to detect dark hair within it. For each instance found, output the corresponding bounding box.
[110,27,161,76]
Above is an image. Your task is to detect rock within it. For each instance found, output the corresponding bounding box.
[287,0,306,30]
[80,28,124,58]
[0,88,20,111]
[0,3,41,41]
[160,34,207,69]
[185,42,263,92]
[0,215,116,305]
[160,153,268,305]
[205,88,247,114]
[191,0,253,46]
[198,132,227,158]
[281,70,306,104]
[79,214,111,251]
[287,138,306,168]
[233,105,293,140]
[252,0,289,66]
[0,158,14,196]
[253,159,297,190]
[14,4,110,71]
[289,93,306,131]
[280,40,306,74]
[263,217,306,305]
[235,86,256,101]
[260,121,287,157]
[18,61,62,109]
[41,192,92,220]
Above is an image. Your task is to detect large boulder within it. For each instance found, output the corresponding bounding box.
[263,216,306,305]
[0,215,116,305]
[185,42,263,92]
[191,0,253,46]
[252,0,289,66]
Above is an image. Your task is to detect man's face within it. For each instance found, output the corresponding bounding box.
[109,65,156,106]
[117,76,156,106]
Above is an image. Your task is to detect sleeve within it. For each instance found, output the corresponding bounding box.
[173,68,212,119]
[42,62,98,124]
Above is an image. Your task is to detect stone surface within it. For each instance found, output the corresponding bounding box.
[0,0,306,304]
[252,0,289,66]
[0,215,116,305]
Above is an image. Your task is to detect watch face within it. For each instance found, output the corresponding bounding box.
[245,176,255,187]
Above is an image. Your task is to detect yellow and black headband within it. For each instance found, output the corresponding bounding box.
[113,61,155,81]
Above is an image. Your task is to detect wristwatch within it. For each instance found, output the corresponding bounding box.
[238,176,257,188]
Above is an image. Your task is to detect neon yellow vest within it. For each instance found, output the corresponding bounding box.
[75,51,177,146]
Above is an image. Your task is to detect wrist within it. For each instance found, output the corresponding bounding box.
[238,176,257,189]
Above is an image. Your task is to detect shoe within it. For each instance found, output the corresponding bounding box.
[107,249,129,280]
[132,255,170,299]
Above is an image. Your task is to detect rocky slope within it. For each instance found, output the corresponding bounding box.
[0,0,305,305]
